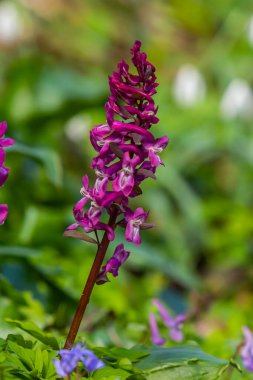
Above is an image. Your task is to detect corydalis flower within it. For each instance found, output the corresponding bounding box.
[0,204,8,225]
[53,343,104,378]
[149,313,166,346]
[67,41,168,282]
[0,121,14,225]
[96,243,130,284]
[125,207,149,246]
[112,152,139,196]
[150,299,186,345]
[241,326,253,372]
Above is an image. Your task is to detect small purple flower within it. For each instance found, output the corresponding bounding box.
[53,343,105,378]
[0,122,15,148]
[144,136,169,167]
[113,152,139,196]
[90,123,112,151]
[125,207,149,246]
[241,326,253,372]
[152,299,186,342]
[0,204,8,225]
[97,243,130,284]
[74,175,93,213]
[0,165,9,187]
[149,313,166,346]
[81,348,105,372]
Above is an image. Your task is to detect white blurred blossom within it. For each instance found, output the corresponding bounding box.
[220,79,253,120]
[65,115,91,143]
[0,2,23,43]
[173,64,206,107]
[247,16,253,47]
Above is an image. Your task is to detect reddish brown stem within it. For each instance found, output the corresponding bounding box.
[64,207,118,349]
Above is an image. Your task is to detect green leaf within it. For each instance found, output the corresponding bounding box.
[110,347,149,362]
[7,341,34,371]
[92,366,130,380]
[6,319,59,350]
[0,352,6,364]
[6,334,34,350]
[94,346,149,363]
[4,351,28,373]
[118,357,133,370]
[127,375,147,380]
[135,345,235,380]
[42,349,57,379]
[34,347,44,374]
[63,229,98,244]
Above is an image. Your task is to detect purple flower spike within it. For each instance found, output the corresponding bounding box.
[125,207,149,246]
[241,326,253,372]
[97,243,130,284]
[67,41,168,283]
[149,313,166,346]
[152,299,186,342]
[53,343,105,377]
[0,204,8,225]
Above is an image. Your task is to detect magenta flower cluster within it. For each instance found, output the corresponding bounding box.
[149,299,186,346]
[53,343,104,378]
[67,41,168,282]
[0,121,14,225]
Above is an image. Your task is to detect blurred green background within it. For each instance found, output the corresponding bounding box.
[0,0,253,378]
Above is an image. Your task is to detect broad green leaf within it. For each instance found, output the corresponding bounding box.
[6,320,59,350]
[110,347,149,362]
[94,346,149,363]
[135,345,235,380]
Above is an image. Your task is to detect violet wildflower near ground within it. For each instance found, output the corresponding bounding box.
[241,326,253,372]
[0,121,14,224]
[150,299,186,344]
[149,313,166,346]
[64,41,168,349]
[53,343,105,378]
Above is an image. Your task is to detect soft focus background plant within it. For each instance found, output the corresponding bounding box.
[0,1,252,379]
